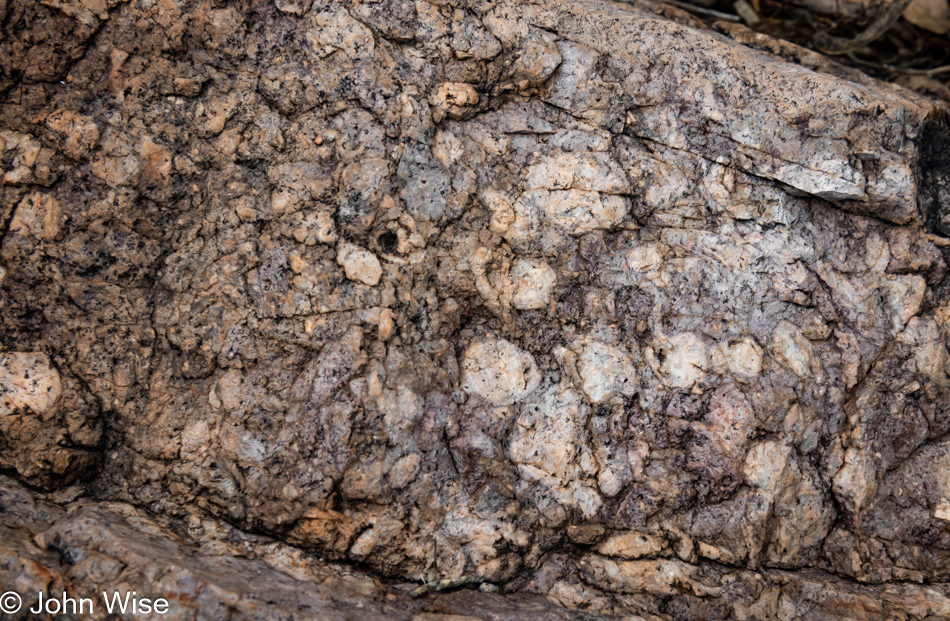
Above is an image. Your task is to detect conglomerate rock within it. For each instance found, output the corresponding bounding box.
[1,0,950,618]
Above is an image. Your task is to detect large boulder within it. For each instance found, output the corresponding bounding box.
[1,0,949,618]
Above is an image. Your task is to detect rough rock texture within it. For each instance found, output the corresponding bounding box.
[2,0,950,619]
[0,475,602,620]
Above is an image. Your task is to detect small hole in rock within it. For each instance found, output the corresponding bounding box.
[378,231,398,254]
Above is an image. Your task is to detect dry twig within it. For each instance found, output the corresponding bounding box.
[816,0,917,54]
[846,54,950,77]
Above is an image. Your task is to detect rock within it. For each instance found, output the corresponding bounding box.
[0,353,101,488]
[905,0,950,34]
[1,0,950,617]
[937,499,950,521]
[771,321,817,378]
[882,274,927,334]
[510,387,588,483]
[0,352,62,415]
[389,453,421,489]
[575,339,637,403]
[44,110,100,160]
[510,258,556,310]
[659,333,708,389]
[510,386,603,518]
[579,555,712,598]
[460,338,541,406]
[566,523,605,544]
[744,440,794,496]
[597,531,665,559]
[717,338,763,377]
[337,243,383,286]
[0,475,598,620]
[430,82,480,123]
[8,193,61,241]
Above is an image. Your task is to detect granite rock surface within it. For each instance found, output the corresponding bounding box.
[1,0,950,618]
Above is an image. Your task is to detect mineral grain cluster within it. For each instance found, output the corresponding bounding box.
[2,0,950,618]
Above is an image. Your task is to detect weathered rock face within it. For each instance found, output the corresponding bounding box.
[2,0,950,618]
[0,352,101,488]
[0,475,600,621]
